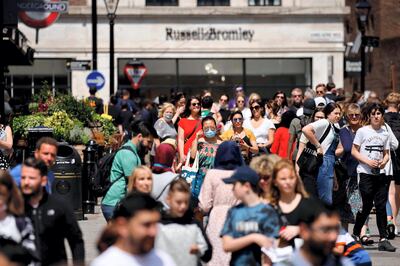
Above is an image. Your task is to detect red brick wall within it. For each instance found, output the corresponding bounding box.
[345,0,400,96]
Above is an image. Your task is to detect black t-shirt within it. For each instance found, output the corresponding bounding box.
[384,112,400,172]
[282,197,318,226]
[108,105,122,126]
[87,96,103,114]
[119,110,133,130]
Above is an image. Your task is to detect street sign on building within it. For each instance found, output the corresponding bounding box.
[67,60,91,71]
[86,71,105,90]
[124,61,147,90]
[345,60,362,77]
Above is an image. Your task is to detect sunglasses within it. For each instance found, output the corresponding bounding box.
[251,106,261,111]
[316,91,325,94]
[237,100,244,104]
[232,118,243,123]
[348,113,361,119]
[191,102,200,107]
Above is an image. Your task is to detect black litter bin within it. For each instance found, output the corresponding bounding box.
[52,143,83,220]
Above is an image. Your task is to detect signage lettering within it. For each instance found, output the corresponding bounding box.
[166,27,255,42]
[18,0,69,13]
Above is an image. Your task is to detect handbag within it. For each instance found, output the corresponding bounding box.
[297,125,331,175]
[180,150,199,185]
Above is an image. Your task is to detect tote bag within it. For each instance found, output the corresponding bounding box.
[181,150,199,185]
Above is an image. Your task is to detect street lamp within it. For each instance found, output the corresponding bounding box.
[103,0,120,96]
[355,0,371,92]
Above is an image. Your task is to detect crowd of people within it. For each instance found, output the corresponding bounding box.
[1,83,400,265]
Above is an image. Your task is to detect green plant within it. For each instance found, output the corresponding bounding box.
[92,113,117,140]
[12,114,46,137]
[69,126,92,144]
[48,94,94,125]
[43,111,76,141]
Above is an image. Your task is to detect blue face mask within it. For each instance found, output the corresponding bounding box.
[204,129,216,138]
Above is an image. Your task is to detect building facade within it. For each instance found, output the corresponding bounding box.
[7,0,349,103]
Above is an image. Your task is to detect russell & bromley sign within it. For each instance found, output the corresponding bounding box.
[166,27,255,42]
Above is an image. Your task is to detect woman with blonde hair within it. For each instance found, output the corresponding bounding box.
[249,154,280,201]
[154,102,179,141]
[127,166,153,194]
[268,159,312,246]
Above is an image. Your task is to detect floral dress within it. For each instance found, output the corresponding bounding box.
[191,141,219,199]
[0,125,10,169]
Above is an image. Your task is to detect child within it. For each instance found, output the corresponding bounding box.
[221,166,281,266]
[155,179,212,266]
[334,228,372,266]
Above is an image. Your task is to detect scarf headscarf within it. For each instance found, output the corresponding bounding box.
[214,141,244,170]
[152,143,176,174]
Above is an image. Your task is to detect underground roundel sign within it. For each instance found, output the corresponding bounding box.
[124,62,147,90]
[18,0,69,29]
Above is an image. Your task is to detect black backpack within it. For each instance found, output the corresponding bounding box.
[92,146,135,197]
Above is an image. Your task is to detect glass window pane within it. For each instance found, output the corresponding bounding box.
[245,59,311,98]
[118,59,177,98]
[146,0,178,6]
[198,0,230,6]
[178,59,242,97]
[249,0,281,6]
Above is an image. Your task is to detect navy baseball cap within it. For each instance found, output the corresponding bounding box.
[223,166,260,186]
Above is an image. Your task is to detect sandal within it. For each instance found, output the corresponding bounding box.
[361,235,374,245]
[387,223,396,240]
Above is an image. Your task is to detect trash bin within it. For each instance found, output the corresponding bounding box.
[52,143,83,220]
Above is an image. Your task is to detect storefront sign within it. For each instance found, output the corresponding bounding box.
[345,60,361,77]
[166,27,255,42]
[309,31,343,43]
[67,60,92,71]
[86,71,105,90]
[18,0,68,29]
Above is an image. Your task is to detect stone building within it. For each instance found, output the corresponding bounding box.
[7,0,350,102]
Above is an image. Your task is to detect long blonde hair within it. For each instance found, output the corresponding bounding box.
[127,166,153,193]
[268,159,308,205]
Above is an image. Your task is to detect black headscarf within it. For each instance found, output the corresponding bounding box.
[214,141,244,170]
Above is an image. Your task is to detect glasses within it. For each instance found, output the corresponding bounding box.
[292,94,302,98]
[191,102,200,107]
[203,127,216,131]
[237,100,244,104]
[316,90,325,95]
[311,224,340,234]
[348,113,361,119]
[232,118,243,123]
[251,106,261,111]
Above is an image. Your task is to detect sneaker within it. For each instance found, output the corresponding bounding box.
[378,239,396,252]
[395,226,399,236]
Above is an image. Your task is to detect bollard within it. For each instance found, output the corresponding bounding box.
[82,140,98,214]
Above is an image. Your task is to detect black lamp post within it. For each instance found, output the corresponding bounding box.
[355,0,371,92]
[103,0,120,96]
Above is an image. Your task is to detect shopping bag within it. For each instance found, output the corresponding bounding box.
[180,151,199,185]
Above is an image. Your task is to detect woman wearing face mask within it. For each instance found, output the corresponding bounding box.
[190,116,222,200]
[300,103,342,204]
[154,102,178,142]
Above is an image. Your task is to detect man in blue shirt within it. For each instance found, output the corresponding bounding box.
[11,137,57,193]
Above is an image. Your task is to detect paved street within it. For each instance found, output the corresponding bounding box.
[74,207,400,265]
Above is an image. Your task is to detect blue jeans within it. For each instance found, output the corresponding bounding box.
[101,204,115,222]
[317,154,335,204]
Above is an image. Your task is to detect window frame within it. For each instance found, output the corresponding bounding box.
[248,0,281,6]
[197,0,230,7]
[146,0,179,6]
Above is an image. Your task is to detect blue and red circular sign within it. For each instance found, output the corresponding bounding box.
[18,0,68,29]
[86,71,106,91]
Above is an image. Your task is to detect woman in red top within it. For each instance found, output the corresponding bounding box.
[270,110,297,158]
[178,96,202,163]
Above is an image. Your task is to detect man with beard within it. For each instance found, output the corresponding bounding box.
[289,88,304,113]
[20,158,85,266]
[11,137,58,193]
[278,202,354,266]
[101,121,156,221]
[91,192,175,266]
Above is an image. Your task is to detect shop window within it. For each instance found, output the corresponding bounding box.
[198,0,230,6]
[248,0,281,6]
[245,58,311,98]
[146,0,178,6]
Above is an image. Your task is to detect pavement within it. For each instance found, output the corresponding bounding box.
[73,207,400,265]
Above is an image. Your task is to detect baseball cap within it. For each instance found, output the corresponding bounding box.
[223,166,259,186]
[303,98,316,116]
[235,86,244,92]
[314,97,327,108]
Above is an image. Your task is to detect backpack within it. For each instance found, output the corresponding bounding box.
[92,145,135,197]
[384,112,400,172]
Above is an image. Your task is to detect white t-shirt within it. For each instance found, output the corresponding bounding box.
[243,118,275,144]
[91,246,176,266]
[299,119,336,153]
[353,125,390,175]
[0,215,22,243]
[242,108,252,122]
